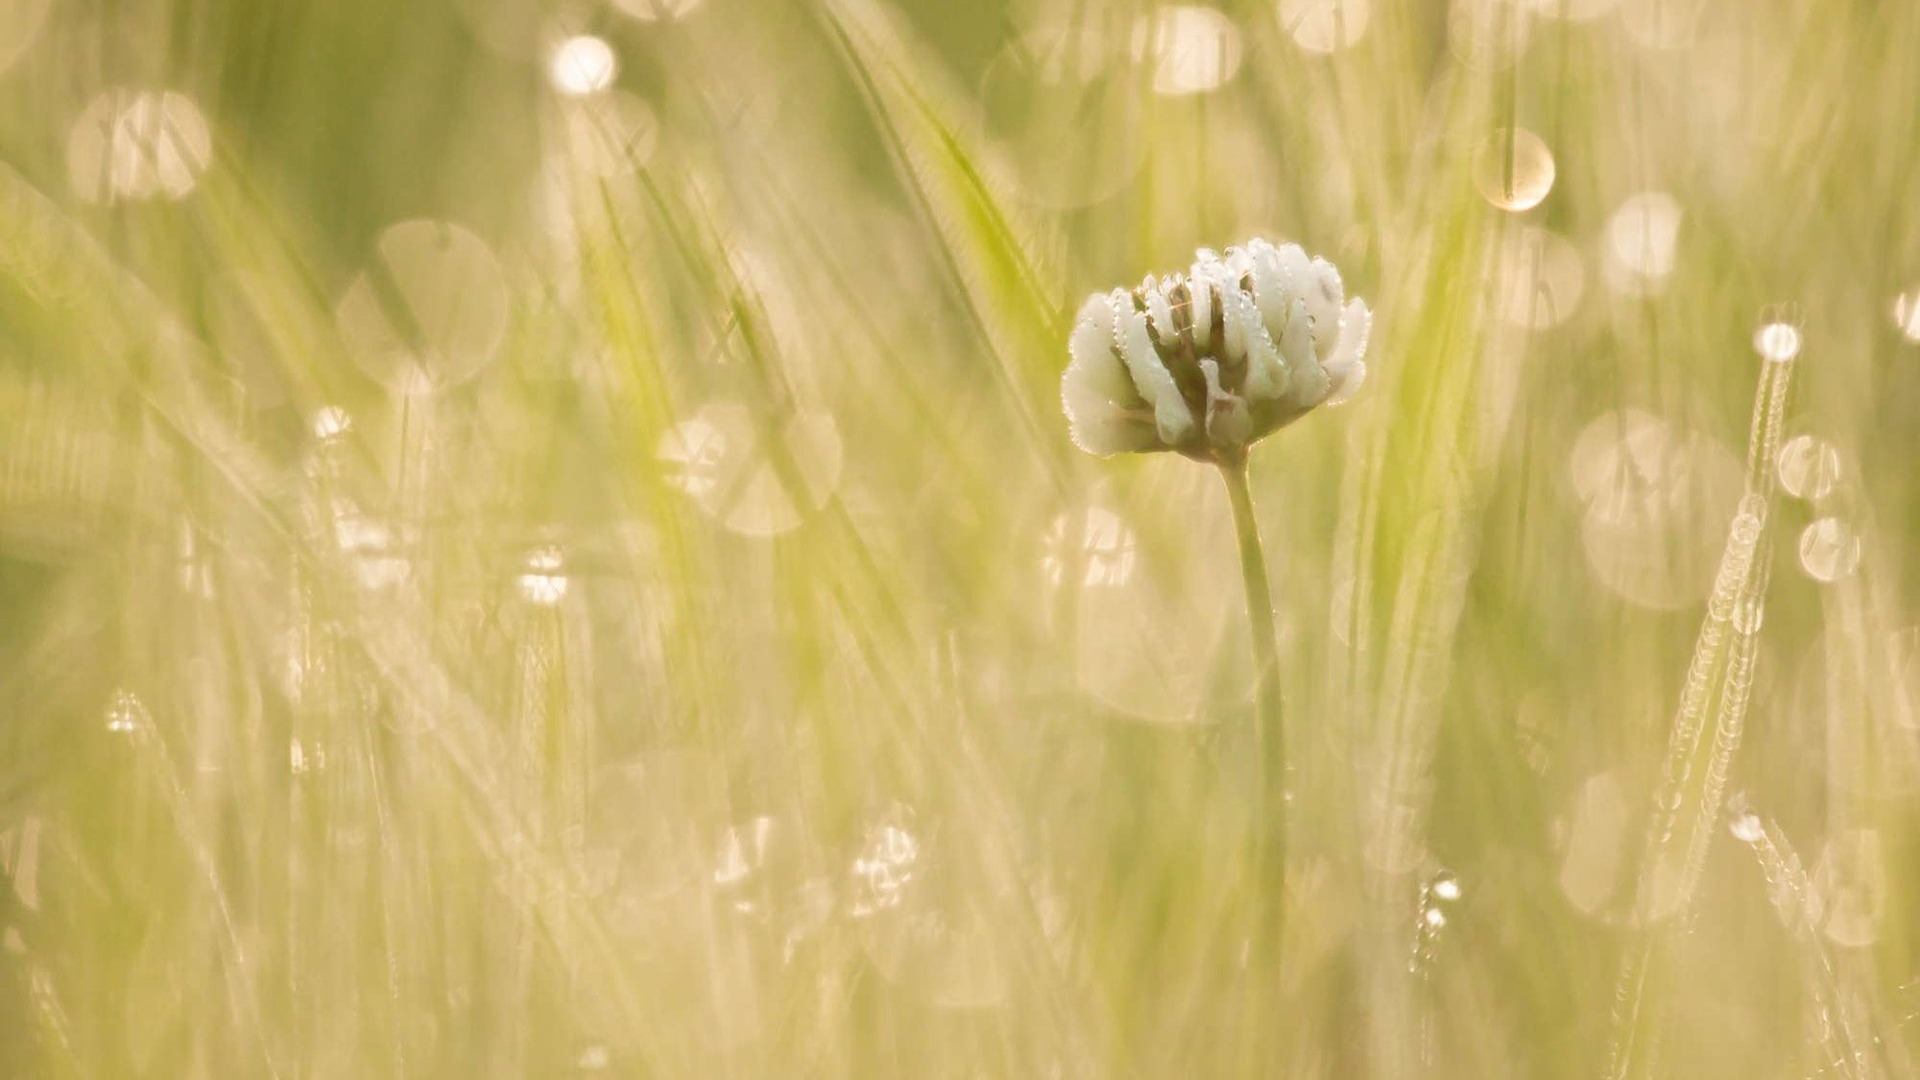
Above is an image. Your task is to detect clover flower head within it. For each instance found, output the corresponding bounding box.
[1062,238,1372,459]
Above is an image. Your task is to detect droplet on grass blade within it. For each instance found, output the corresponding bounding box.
[657,404,844,538]
[1753,321,1802,363]
[1798,517,1861,582]
[550,35,617,97]
[105,688,149,734]
[1775,435,1841,501]
[1473,127,1555,212]
[336,220,510,392]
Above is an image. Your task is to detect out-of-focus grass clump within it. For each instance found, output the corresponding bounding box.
[2,0,1919,1077]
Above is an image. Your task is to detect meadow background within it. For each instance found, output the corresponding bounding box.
[1,0,1918,1076]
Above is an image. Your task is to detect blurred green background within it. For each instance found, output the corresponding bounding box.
[2,0,1919,1076]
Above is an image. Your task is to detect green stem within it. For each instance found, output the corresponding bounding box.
[1219,452,1287,977]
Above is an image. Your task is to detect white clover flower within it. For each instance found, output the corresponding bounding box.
[1062,239,1372,459]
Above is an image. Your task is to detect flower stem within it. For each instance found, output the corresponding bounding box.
[1219,452,1286,967]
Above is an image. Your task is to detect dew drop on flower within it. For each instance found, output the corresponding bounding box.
[1603,191,1683,292]
[1278,0,1370,54]
[550,35,617,97]
[68,90,213,204]
[1798,517,1861,583]
[336,220,510,392]
[517,545,569,605]
[1892,290,1920,342]
[1473,127,1554,212]
[1753,321,1801,363]
[1133,6,1243,95]
[1041,507,1138,588]
[1775,434,1841,501]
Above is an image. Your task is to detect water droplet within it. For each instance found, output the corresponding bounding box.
[105,688,148,734]
[1728,808,1765,845]
[1776,435,1841,501]
[1279,0,1370,53]
[1041,507,1138,588]
[1754,321,1802,363]
[1133,6,1243,95]
[336,220,510,393]
[550,36,617,97]
[67,90,214,204]
[1429,869,1462,903]
[1603,192,1683,292]
[1730,594,1765,636]
[1474,127,1554,212]
[1422,905,1448,928]
[1894,290,1920,342]
[516,544,570,605]
[1798,518,1861,583]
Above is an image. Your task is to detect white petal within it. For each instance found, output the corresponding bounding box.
[1247,242,1296,338]
[1322,298,1372,406]
[1217,281,1261,378]
[1063,293,1156,455]
[1187,268,1214,355]
[1277,295,1328,408]
[1118,308,1194,445]
[1242,321,1289,402]
[1143,283,1177,350]
[1304,257,1346,361]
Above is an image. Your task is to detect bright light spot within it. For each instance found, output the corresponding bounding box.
[1423,906,1447,928]
[550,35,617,97]
[612,0,707,21]
[1473,128,1554,212]
[1604,191,1683,292]
[1134,6,1244,95]
[336,220,510,392]
[1798,517,1861,583]
[1278,0,1370,54]
[289,738,326,775]
[1728,809,1765,845]
[105,688,147,734]
[1776,435,1841,501]
[516,545,569,605]
[1893,290,1920,342]
[848,819,920,918]
[713,816,776,914]
[1753,321,1801,363]
[1042,507,1138,588]
[68,90,213,204]
[1498,226,1585,329]
[657,404,844,538]
[311,406,352,441]
[1430,872,1462,902]
[562,92,658,177]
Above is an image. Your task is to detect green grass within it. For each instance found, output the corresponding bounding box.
[2,0,1920,1077]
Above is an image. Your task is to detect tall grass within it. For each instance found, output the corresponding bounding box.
[1,0,1918,1077]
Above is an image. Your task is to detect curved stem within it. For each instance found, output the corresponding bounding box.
[1219,452,1287,964]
